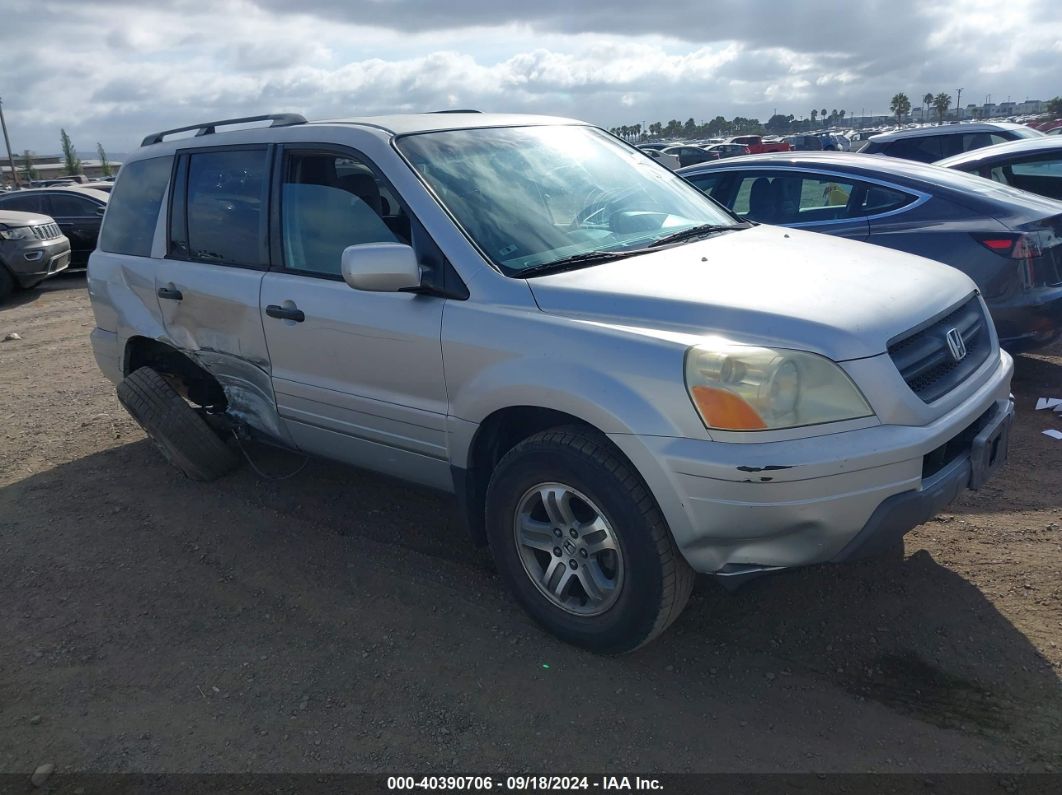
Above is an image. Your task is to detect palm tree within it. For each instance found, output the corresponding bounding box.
[810,109,818,127]
[923,92,934,123]
[933,92,952,123]
[820,108,828,128]
[890,92,911,126]
[839,109,846,123]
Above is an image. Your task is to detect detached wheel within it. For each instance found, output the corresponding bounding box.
[117,366,239,481]
[485,427,694,653]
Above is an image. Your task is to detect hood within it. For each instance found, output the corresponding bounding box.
[0,210,53,227]
[526,225,976,361]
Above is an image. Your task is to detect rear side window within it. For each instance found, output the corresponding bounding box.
[857,184,916,215]
[884,136,946,163]
[99,156,173,257]
[0,193,43,213]
[176,148,269,267]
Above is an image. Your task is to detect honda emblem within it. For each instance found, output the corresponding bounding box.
[945,328,967,361]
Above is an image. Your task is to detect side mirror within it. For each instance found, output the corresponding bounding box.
[341,243,421,292]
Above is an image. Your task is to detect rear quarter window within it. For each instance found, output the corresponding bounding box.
[99,156,173,257]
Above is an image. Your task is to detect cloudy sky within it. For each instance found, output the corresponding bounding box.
[1,0,1059,156]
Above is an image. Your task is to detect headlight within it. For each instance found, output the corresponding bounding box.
[684,343,873,431]
[0,226,35,241]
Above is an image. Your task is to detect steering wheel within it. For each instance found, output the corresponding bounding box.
[570,185,643,230]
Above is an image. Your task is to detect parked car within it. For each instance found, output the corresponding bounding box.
[936,137,1062,201]
[862,122,1044,163]
[704,143,750,159]
[726,135,791,154]
[0,187,108,268]
[783,134,825,152]
[0,210,71,302]
[89,113,1013,652]
[680,152,1062,350]
[661,145,717,167]
[639,148,680,169]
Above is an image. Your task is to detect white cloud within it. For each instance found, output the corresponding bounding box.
[0,0,1058,155]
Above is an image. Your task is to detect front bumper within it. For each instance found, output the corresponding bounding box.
[609,349,1014,574]
[7,239,71,288]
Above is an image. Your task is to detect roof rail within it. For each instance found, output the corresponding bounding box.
[140,113,307,147]
[430,109,482,114]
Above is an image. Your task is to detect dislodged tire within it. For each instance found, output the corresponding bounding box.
[485,427,694,653]
[117,366,239,481]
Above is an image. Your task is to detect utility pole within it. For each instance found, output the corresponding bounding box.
[0,96,20,189]
[955,88,963,121]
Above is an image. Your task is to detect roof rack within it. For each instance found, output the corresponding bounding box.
[140,113,307,147]
[430,109,482,114]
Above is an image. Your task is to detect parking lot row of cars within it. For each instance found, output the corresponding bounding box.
[0,182,110,301]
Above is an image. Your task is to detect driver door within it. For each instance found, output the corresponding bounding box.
[259,146,451,490]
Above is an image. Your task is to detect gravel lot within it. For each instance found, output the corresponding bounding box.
[1,274,1060,775]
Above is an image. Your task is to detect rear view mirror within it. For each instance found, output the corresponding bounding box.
[341,243,421,292]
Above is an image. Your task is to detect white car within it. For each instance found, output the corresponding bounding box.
[640,148,680,169]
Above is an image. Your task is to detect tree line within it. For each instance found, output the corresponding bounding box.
[611,95,1062,143]
[17,129,112,181]
[609,108,857,142]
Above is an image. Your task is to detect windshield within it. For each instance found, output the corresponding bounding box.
[396,125,739,274]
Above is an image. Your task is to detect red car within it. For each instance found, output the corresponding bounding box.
[727,135,792,154]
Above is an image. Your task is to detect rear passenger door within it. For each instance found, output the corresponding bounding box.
[43,192,103,266]
[258,146,451,490]
[156,145,276,436]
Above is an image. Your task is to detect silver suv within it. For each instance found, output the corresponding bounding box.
[88,113,1014,652]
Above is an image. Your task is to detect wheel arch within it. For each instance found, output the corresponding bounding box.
[454,404,633,547]
[124,336,227,408]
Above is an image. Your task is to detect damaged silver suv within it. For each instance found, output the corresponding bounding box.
[88,113,1014,652]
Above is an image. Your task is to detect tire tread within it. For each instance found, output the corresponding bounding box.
[117,367,238,481]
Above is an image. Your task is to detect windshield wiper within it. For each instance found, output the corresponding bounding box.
[517,249,644,278]
[648,223,749,248]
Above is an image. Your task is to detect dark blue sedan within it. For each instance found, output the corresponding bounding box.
[679,152,1062,351]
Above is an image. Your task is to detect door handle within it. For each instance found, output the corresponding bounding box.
[266,304,305,322]
[157,284,183,301]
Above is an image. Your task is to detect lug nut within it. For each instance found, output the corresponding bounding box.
[569,560,578,570]
[553,547,562,557]
[579,549,588,558]
[553,528,562,537]
[569,529,578,539]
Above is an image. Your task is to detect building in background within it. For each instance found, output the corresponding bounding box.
[1,153,122,186]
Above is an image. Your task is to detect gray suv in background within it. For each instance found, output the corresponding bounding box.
[862,122,1043,163]
[88,113,1014,652]
[0,210,71,302]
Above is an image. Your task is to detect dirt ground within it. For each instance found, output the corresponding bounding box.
[1,274,1060,775]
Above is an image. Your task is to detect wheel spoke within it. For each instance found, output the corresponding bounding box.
[542,557,573,598]
[581,517,618,556]
[540,486,577,530]
[518,515,557,553]
[580,560,616,604]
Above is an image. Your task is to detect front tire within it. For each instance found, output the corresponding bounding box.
[485,427,694,653]
[117,366,239,481]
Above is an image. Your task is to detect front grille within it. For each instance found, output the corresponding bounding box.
[30,223,62,240]
[888,296,992,403]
